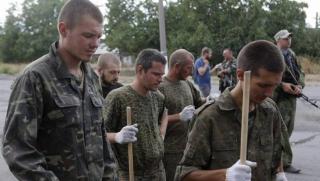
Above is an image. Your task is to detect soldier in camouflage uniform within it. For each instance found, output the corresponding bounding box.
[217,48,237,93]
[158,49,205,181]
[96,53,123,98]
[273,29,305,174]
[104,49,167,180]
[1,1,118,180]
[175,40,288,181]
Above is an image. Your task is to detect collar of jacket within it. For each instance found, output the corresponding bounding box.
[48,42,91,80]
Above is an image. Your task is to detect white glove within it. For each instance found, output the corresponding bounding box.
[179,105,195,122]
[276,172,288,181]
[226,160,257,181]
[115,124,138,144]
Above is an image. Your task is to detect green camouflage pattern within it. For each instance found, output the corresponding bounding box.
[217,58,237,92]
[158,78,203,153]
[104,85,165,179]
[272,48,305,167]
[163,152,183,181]
[2,42,118,181]
[175,88,283,181]
[158,77,204,181]
[119,162,166,181]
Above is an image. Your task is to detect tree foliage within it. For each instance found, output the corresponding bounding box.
[105,0,160,56]
[0,0,64,62]
[0,3,21,63]
[0,0,320,63]
[104,0,320,63]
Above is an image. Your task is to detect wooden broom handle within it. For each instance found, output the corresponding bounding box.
[240,71,251,164]
[126,107,134,181]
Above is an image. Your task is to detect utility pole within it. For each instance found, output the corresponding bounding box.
[316,12,319,29]
[158,0,168,74]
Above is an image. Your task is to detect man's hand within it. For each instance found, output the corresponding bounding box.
[281,82,302,96]
[115,124,138,144]
[179,105,195,122]
[226,160,257,181]
[203,58,209,65]
[206,93,219,103]
[276,172,288,181]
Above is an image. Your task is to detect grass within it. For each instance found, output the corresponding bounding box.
[0,63,27,75]
[1,56,320,83]
[298,56,320,74]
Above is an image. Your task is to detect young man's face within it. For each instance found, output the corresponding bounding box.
[62,15,103,62]
[177,56,194,80]
[249,68,282,104]
[100,63,121,85]
[140,61,165,91]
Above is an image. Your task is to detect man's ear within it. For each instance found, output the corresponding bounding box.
[136,65,143,74]
[236,69,245,81]
[173,63,180,72]
[58,22,68,37]
[96,68,103,77]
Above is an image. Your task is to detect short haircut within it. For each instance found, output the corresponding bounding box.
[223,48,232,55]
[58,0,103,29]
[169,49,194,69]
[201,47,212,56]
[97,53,121,69]
[135,49,166,72]
[237,40,285,76]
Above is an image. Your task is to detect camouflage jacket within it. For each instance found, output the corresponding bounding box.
[273,48,305,99]
[104,85,165,176]
[2,42,118,181]
[217,58,237,90]
[175,88,283,181]
[158,77,204,153]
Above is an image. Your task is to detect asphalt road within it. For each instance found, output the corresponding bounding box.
[0,74,319,180]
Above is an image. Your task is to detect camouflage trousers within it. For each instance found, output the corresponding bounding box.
[276,96,297,167]
[119,162,166,181]
[163,152,183,181]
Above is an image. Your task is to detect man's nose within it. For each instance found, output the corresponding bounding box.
[91,38,100,49]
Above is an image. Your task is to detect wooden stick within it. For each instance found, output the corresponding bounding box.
[160,108,168,140]
[126,107,134,181]
[240,71,251,164]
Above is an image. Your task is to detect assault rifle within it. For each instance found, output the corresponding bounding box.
[299,93,320,109]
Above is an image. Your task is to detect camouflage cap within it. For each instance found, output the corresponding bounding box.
[274,29,293,41]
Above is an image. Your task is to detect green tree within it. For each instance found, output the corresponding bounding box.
[0,0,63,62]
[265,0,307,52]
[105,0,160,56]
[0,3,21,62]
[16,0,64,61]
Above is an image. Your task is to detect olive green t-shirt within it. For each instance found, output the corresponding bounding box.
[104,85,165,174]
[158,77,203,153]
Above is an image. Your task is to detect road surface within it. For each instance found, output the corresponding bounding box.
[0,74,319,180]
